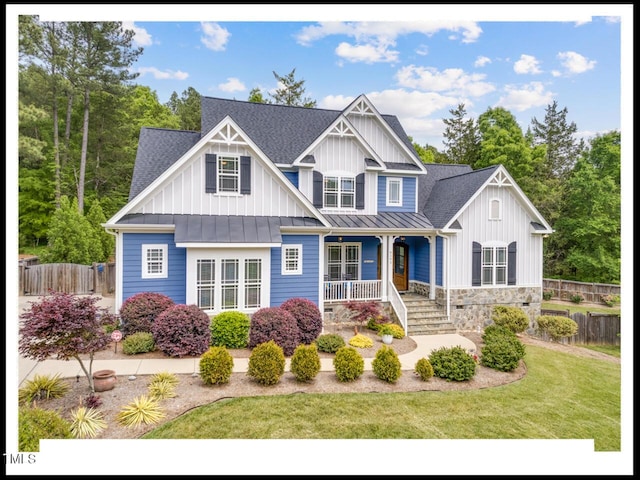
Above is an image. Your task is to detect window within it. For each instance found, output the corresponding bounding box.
[482,246,507,285]
[326,243,360,281]
[221,259,239,309]
[324,176,354,208]
[244,259,262,308]
[489,198,502,220]
[218,155,239,193]
[386,178,402,206]
[282,245,302,275]
[197,259,215,309]
[142,244,167,278]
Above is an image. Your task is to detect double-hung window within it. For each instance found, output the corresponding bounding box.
[282,245,302,275]
[218,155,239,193]
[482,246,507,285]
[324,176,355,209]
[386,177,402,206]
[142,244,167,278]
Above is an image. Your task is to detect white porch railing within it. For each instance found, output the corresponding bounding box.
[323,280,381,302]
[388,281,408,335]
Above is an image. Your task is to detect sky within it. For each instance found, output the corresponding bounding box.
[5,4,634,476]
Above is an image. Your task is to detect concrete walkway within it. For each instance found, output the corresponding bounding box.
[18,334,476,385]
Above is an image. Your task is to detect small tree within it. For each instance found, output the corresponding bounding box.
[19,291,113,393]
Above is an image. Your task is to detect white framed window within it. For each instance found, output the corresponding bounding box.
[482,245,507,285]
[197,259,215,309]
[142,244,168,279]
[218,155,239,193]
[489,198,502,220]
[386,177,403,206]
[282,245,302,275]
[324,175,355,208]
[244,259,262,308]
[325,243,360,281]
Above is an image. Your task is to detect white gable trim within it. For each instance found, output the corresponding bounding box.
[343,95,427,174]
[442,165,554,233]
[106,116,330,228]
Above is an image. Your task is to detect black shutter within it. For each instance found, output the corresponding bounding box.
[205,153,217,193]
[472,241,481,286]
[355,173,365,209]
[507,241,517,285]
[240,156,251,194]
[313,170,323,208]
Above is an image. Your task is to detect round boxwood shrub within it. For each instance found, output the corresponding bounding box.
[248,307,301,356]
[19,406,73,452]
[199,346,234,385]
[480,332,525,372]
[536,315,579,341]
[152,304,211,357]
[414,357,434,381]
[210,311,250,349]
[428,345,477,381]
[482,324,515,343]
[333,346,364,382]
[491,305,530,334]
[247,340,286,386]
[315,333,345,353]
[119,292,175,336]
[122,331,155,355]
[290,343,321,382]
[280,297,323,344]
[372,345,402,383]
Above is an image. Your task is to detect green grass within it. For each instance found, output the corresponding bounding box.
[542,302,620,316]
[578,344,621,358]
[143,345,621,451]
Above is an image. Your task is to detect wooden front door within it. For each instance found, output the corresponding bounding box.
[393,242,409,291]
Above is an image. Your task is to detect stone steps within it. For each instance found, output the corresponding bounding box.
[401,294,457,335]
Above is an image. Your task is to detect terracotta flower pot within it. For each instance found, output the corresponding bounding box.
[93,369,117,392]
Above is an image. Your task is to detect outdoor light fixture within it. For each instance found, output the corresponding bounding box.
[338,236,343,242]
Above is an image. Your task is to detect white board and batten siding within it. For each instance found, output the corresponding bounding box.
[133,144,311,218]
[447,185,544,288]
[347,113,416,166]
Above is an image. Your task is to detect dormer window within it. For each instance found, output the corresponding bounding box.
[386,177,402,206]
[324,176,355,208]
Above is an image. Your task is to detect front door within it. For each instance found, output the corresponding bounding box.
[393,242,409,291]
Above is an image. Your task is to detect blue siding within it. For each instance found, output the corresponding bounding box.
[377,176,416,212]
[410,236,430,283]
[271,234,319,306]
[283,171,299,188]
[122,233,187,305]
[436,236,443,286]
[324,236,379,280]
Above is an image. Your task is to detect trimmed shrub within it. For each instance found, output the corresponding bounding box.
[199,346,234,385]
[429,345,477,381]
[491,305,530,333]
[315,333,345,353]
[290,343,321,382]
[122,331,155,355]
[152,304,211,357]
[119,292,175,336]
[333,346,364,382]
[280,297,323,344]
[480,328,525,372]
[536,315,579,341]
[378,323,405,339]
[482,324,514,343]
[247,340,286,386]
[210,311,250,349]
[248,307,301,356]
[372,346,402,383]
[19,406,72,451]
[348,333,373,348]
[367,315,390,332]
[414,358,434,381]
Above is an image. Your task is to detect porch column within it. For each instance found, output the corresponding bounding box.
[377,235,388,301]
[429,234,437,300]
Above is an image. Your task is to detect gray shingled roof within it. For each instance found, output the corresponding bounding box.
[421,165,498,228]
[116,214,324,243]
[385,162,422,171]
[129,128,201,201]
[324,212,433,230]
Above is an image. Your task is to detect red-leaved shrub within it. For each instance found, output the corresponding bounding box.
[248,307,301,356]
[151,304,210,357]
[119,292,175,336]
[280,297,322,344]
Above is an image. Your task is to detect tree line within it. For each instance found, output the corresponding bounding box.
[17,17,620,284]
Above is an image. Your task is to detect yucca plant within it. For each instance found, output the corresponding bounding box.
[18,374,70,405]
[70,406,108,439]
[117,395,166,427]
[148,379,177,400]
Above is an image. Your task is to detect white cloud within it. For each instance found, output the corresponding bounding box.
[416,44,429,56]
[514,54,542,74]
[496,81,554,112]
[218,77,245,93]
[395,65,495,97]
[474,56,491,67]
[137,66,189,80]
[557,51,596,74]
[200,22,230,51]
[122,21,152,47]
[335,42,399,64]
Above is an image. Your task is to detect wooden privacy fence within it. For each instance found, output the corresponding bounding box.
[543,278,620,303]
[19,262,115,297]
[539,309,621,346]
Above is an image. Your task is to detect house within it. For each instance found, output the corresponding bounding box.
[103,95,553,334]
